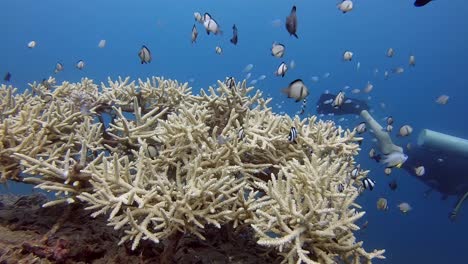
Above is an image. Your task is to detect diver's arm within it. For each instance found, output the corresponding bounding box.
[360,110,403,155]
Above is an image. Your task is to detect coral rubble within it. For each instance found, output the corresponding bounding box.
[0,76,384,263]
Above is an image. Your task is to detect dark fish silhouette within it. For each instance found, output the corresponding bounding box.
[230,24,238,45]
[4,72,11,82]
[414,0,433,7]
[389,180,398,191]
[285,5,298,38]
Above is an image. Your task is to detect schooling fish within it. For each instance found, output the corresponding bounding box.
[414,0,433,7]
[337,0,353,13]
[275,62,288,77]
[191,24,198,43]
[203,13,222,35]
[343,51,353,61]
[271,42,285,58]
[54,62,64,74]
[76,60,85,70]
[4,72,11,82]
[288,126,298,143]
[380,151,408,168]
[332,91,345,109]
[285,5,298,38]
[225,77,236,89]
[362,178,375,191]
[138,45,152,64]
[230,24,238,45]
[282,79,309,102]
[388,180,398,191]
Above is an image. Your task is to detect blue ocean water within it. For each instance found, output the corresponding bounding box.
[1,0,467,263]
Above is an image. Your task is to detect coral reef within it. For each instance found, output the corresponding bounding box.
[0,76,384,263]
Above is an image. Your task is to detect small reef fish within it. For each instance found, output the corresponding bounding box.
[384,71,389,79]
[377,198,388,211]
[414,166,425,176]
[98,39,106,48]
[435,95,449,105]
[203,13,222,35]
[389,180,398,191]
[271,42,285,58]
[288,126,298,143]
[244,64,254,72]
[250,79,257,85]
[4,72,11,82]
[238,127,245,140]
[289,60,296,69]
[392,67,404,74]
[215,46,222,55]
[385,125,393,133]
[285,5,298,38]
[379,151,408,168]
[369,148,376,159]
[191,24,198,43]
[338,0,353,13]
[362,178,375,191]
[386,48,394,57]
[384,167,392,175]
[76,60,85,70]
[27,40,36,49]
[357,61,361,70]
[398,125,413,137]
[54,62,64,74]
[194,12,203,23]
[230,24,238,45]
[351,89,360,94]
[414,0,433,7]
[343,51,353,61]
[409,55,416,66]
[350,165,360,179]
[245,73,251,79]
[281,79,309,102]
[398,202,412,213]
[386,116,394,125]
[258,75,266,80]
[138,45,151,64]
[337,183,345,193]
[332,91,345,109]
[355,122,366,134]
[363,82,373,93]
[275,62,288,77]
[225,77,236,89]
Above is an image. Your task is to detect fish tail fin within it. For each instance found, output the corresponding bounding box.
[293,33,298,39]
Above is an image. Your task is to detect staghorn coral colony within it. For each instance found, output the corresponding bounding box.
[0,76,385,263]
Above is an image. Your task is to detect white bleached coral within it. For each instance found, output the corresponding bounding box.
[0,76,384,263]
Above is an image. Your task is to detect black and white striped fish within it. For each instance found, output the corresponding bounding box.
[337,183,345,193]
[362,178,375,191]
[238,127,245,140]
[288,126,298,143]
[138,45,152,64]
[298,97,307,115]
[225,77,236,89]
[350,165,360,179]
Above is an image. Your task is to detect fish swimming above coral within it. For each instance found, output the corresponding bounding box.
[316,93,369,116]
[285,5,298,38]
